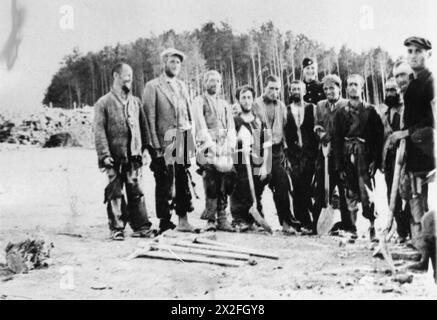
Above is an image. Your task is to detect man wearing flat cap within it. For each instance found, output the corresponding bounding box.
[301,57,326,105]
[389,37,435,271]
[142,48,198,234]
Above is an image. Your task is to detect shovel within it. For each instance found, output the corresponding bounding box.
[244,151,273,234]
[369,140,406,274]
[384,138,406,241]
[316,143,339,235]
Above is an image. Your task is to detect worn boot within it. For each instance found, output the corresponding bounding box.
[204,220,217,232]
[158,219,176,234]
[408,248,429,272]
[110,230,125,241]
[217,212,235,232]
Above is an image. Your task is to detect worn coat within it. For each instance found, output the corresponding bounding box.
[333,101,384,171]
[253,96,288,146]
[93,90,149,168]
[314,98,349,145]
[141,74,195,153]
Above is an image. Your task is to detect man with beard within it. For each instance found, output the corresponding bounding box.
[334,74,384,242]
[94,62,153,241]
[388,37,435,272]
[142,48,198,234]
[393,60,414,94]
[253,75,301,234]
[230,85,271,232]
[380,76,411,243]
[285,80,318,233]
[192,70,236,232]
[302,58,325,105]
[313,74,351,236]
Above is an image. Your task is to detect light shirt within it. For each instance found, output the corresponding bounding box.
[165,75,191,131]
[290,103,305,147]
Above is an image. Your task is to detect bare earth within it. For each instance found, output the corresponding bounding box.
[0,144,436,300]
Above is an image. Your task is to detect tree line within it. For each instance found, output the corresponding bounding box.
[43,21,396,109]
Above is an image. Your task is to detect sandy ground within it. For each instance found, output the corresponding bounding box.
[0,144,436,300]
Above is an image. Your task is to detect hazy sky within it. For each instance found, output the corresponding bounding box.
[0,0,436,111]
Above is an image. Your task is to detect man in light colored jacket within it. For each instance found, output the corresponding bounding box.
[192,70,236,232]
[142,48,198,234]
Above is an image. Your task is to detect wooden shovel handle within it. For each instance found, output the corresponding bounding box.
[322,143,331,206]
[386,139,406,235]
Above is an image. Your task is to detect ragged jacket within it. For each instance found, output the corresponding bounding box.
[314,98,348,145]
[253,96,288,146]
[93,90,149,168]
[141,74,196,154]
[333,101,384,171]
[192,93,236,150]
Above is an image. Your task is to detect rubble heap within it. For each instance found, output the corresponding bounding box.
[0,106,94,148]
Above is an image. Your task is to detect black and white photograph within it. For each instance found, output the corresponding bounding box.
[0,0,436,302]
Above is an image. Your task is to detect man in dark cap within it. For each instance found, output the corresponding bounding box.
[389,36,435,270]
[142,48,199,234]
[302,57,326,105]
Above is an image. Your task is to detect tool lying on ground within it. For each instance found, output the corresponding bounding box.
[128,235,279,267]
[317,143,340,235]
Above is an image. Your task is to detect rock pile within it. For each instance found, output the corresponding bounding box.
[0,106,94,148]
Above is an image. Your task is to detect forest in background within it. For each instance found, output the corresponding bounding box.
[43,21,396,108]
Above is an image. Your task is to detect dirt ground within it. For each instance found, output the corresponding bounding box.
[0,144,436,300]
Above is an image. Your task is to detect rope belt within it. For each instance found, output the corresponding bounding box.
[344,137,367,164]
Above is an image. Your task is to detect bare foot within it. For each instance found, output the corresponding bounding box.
[177,216,201,233]
[282,222,299,236]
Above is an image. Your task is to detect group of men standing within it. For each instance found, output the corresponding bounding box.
[93,36,435,278]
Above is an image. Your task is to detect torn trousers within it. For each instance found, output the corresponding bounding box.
[341,139,376,227]
[104,161,151,232]
[400,169,430,249]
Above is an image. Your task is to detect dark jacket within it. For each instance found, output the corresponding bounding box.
[403,68,435,172]
[285,103,318,163]
[93,90,149,168]
[304,80,325,105]
[333,101,384,171]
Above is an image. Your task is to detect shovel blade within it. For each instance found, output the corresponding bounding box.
[317,206,337,235]
[249,206,273,234]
